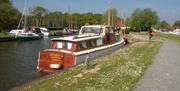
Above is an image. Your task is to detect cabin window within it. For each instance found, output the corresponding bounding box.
[90,40,96,47]
[109,28,114,34]
[63,42,68,49]
[77,39,100,51]
[79,42,87,49]
[56,42,72,50]
[96,38,103,46]
[67,43,72,50]
[105,27,114,34]
[82,27,102,34]
[57,42,63,48]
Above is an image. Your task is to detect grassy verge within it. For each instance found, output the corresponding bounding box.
[20,41,161,91]
[0,33,15,38]
[155,33,180,44]
[130,32,180,45]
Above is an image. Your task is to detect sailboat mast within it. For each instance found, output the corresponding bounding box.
[108,0,111,26]
[68,5,73,29]
[24,0,27,29]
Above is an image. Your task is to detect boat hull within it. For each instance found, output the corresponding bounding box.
[75,41,124,64]
[16,36,40,41]
[37,39,124,73]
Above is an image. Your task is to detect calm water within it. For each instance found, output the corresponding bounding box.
[0,38,51,91]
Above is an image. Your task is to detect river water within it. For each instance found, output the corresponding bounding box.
[0,38,51,91]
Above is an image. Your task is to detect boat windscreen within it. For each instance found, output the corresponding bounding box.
[81,27,102,34]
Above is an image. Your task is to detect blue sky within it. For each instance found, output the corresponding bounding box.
[12,0,180,24]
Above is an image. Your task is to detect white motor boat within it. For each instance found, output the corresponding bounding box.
[9,29,25,35]
[40,27,50,37]
[173,29,180,35]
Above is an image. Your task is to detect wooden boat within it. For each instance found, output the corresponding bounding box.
[37,25,125,73]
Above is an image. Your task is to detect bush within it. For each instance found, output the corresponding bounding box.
[122,29,130,34]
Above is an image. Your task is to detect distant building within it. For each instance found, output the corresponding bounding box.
[174,25,180,29]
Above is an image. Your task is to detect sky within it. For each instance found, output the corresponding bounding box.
[12,0,180,24]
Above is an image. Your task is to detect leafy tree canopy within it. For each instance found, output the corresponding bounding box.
[0,0,20,32]
[129,8,159,31]
[29,6,47,17]
[0,0,11,4]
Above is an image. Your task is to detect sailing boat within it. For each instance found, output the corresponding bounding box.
[9,0,27,35]
[10,0,43,41]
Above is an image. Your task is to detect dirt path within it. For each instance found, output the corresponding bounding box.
[134,41,180,91]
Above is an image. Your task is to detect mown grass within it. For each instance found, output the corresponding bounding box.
[20,41,161,91]
[131,32,180,45]
[155,33,180,44]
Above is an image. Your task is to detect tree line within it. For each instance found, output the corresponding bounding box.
[0,0,179,32]
[27,6,120,29]
[0,1,119,31]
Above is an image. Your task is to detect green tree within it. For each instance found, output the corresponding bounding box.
[0,0,20,32]
[155,20,171,30]
[0,0,11,4]
[29,6,47,26]
[129,8,159,31]
[47,11,63,28]
[160,20,168,29]
[27,6,104,29]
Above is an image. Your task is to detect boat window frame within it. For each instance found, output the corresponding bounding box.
[50,40,73,51]
[76,38,105,52]
[81,27,103,34]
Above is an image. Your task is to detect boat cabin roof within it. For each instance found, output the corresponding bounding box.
[52,34,102,42]
[51,25,114,42]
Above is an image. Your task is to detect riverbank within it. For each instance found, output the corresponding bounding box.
[18,36,161,91]
[0,33,16,42]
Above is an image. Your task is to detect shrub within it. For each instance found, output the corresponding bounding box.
[122,29,130,34]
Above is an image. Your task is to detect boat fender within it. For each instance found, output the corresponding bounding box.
[50,64,61,69]
[123,36,128,44]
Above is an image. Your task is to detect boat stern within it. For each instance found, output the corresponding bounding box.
[37,49,75,73]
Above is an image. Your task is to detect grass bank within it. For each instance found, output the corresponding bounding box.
[0,33,16,42]
[130,32,180,45]
[0,33,15,38]
[20,41,161,91]
[155,33,180,44]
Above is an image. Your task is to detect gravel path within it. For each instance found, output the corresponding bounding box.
[134,41,180,91]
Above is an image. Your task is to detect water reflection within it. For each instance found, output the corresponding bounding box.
[0,38,51,91]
